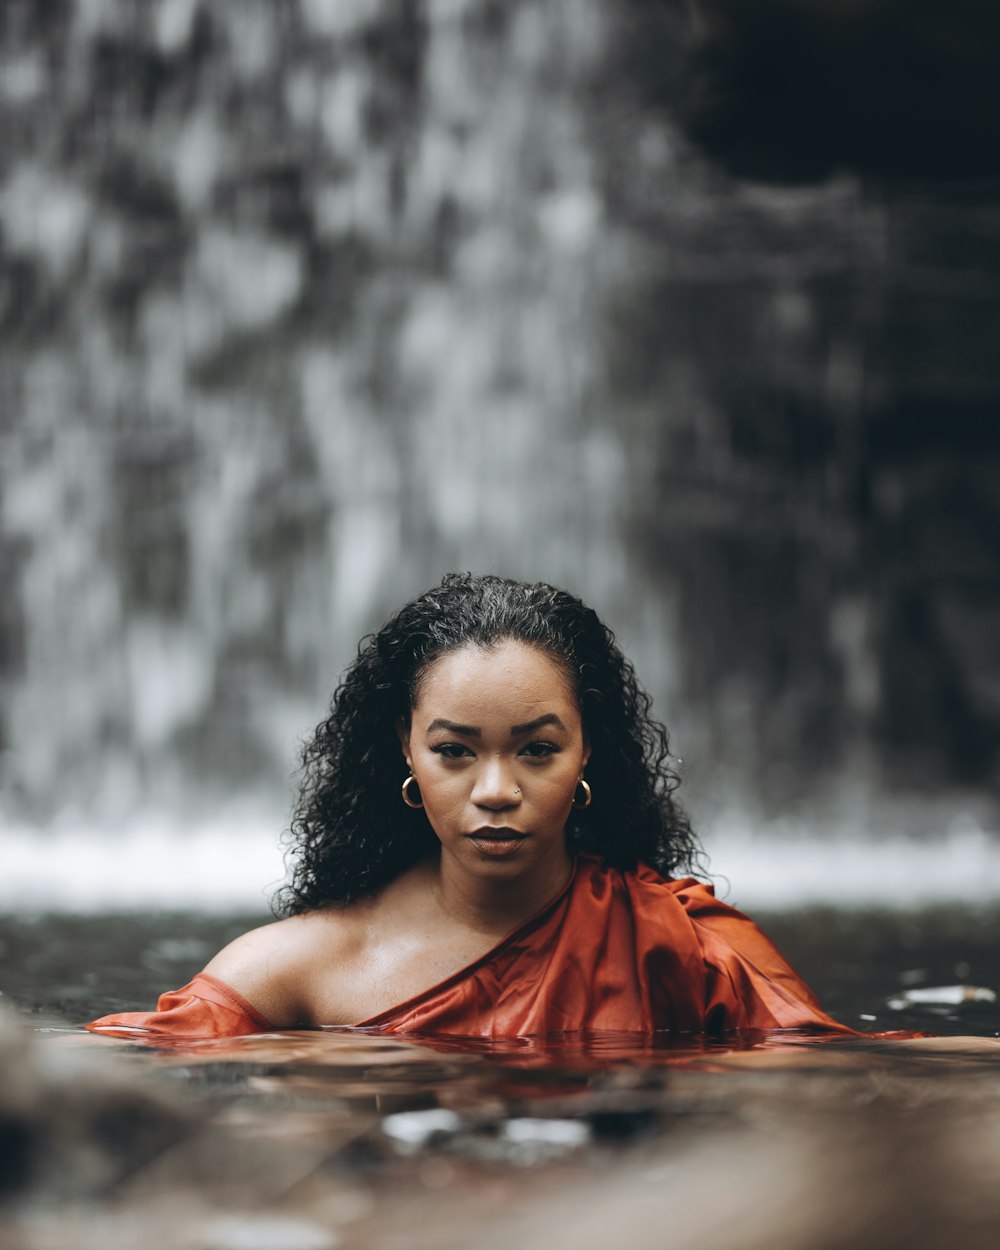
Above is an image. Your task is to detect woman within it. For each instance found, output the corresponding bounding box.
[88,574,848,1040]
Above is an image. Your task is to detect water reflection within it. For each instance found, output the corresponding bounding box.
[73,1021,1000,1116]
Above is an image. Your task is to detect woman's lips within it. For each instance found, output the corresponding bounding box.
[466,829,528,857]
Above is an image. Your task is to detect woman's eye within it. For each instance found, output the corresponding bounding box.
[519,740,559,759]
[430,743,471,760]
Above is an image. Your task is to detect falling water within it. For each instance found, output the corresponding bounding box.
[1,0,998,909]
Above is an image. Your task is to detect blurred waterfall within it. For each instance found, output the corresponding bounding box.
[0,0,629,829]
[1,0,999,906]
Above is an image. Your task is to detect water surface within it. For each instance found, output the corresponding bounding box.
[2,907,999,1250]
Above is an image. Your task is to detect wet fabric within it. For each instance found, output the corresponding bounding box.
[86,857,851,1040]
[87,972,270,1038]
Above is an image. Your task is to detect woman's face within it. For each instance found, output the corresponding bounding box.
[401,640,589,886]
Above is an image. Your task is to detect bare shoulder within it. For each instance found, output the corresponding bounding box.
[201,864,444,1028]
[203,907,366,1028]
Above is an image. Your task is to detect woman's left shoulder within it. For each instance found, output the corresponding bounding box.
[578,856,748,924]
[624,861,724,908]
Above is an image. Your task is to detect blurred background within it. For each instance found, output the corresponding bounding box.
[2,0,999,912]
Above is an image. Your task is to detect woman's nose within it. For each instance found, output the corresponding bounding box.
[471,758,521,808]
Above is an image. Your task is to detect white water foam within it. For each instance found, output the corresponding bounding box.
[706,810,1000,911]
[2,807,286,914]
[2,807,998,913]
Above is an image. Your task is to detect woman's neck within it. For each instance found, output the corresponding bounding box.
[428,846,574,938]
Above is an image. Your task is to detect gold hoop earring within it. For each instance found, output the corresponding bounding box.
[401,774,424,809]
[573,779,592,810]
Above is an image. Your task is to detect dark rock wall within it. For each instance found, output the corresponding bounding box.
[610,1,1000,798]
[1,0,997,822]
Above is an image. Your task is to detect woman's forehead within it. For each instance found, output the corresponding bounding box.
[412,641,577,711]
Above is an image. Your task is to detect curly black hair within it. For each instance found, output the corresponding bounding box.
[276,573,702,913]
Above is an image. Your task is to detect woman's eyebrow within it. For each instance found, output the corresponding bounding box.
[426,718,481,737]
[510,713,567,735]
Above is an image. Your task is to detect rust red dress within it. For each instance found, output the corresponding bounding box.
[87,857,851,1040]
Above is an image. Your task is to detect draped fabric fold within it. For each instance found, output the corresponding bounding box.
[87,857,851,1040]
[87,971,271,1038]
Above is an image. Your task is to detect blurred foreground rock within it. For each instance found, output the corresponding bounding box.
[0,1000,197,1201]
[0,1005,368,1248]
[478,1053,1000,1250]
